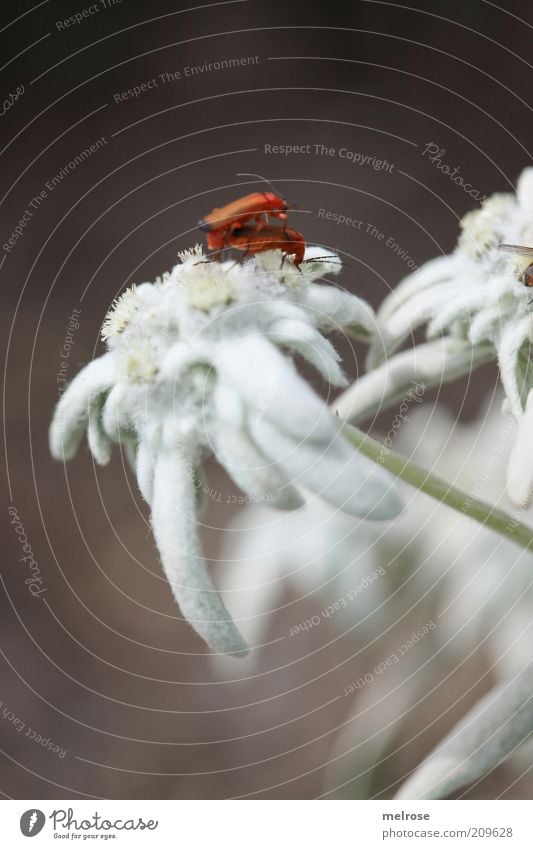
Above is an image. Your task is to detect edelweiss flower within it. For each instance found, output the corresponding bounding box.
[49,245,402,656]
[337,168,533,507]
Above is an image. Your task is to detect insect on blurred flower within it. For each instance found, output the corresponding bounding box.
[337,168,533,508]
[49,245,402,656]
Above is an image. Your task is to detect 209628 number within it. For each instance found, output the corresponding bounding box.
[470,827,513,837]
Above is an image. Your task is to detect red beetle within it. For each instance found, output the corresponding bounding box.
[225,224,306,266]
[198,174,289,253]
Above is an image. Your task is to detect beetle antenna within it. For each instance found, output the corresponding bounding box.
[236,172,286,202]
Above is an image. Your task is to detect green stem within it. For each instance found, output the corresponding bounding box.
[343,423,533,553]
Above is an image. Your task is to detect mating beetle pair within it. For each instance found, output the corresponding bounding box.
[198,174,306,265]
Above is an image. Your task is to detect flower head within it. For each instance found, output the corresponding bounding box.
[50,246,402,655]
[338,168,533,507]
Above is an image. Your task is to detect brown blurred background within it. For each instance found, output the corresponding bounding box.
[2,0,532,799]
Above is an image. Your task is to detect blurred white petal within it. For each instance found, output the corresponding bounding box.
[377,255,456,322]
[323,655,423,799]
[426,286,488,340]
[497,316,531,418]
[517,167,533,217]
[336,338,492,424]
[250,415,402,520]
[210,421,303,510]
[506,388,533,508]
[367,284,452,369]
[396,665,533,800]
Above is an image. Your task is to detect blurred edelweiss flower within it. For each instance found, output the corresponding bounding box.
[49,244,402,656]
[216,399,533,798]
[338,168,533,507]
[215,398,531,676]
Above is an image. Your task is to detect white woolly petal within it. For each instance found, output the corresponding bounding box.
[467,299,514,346]
[101,382,133,441]
[49,354,116,460]
[159,340,214,382]
[368,284,452,369]
[496,317,531,418]
[249,416,402,520]
[151,448,249,656]
[213,383,246,430]
[121,434,137,471]
[268,318,348,387]
[210,422,303,510]
[136,438,156,505]
[335,339,493,424]
[260,300,312,326]
[517,167,533,218]
[87,397,112,465]
[426,286,488,340]
[302,246,342,275]
[215,336,335,443]
[506,389,533,508]
[396,665,533,800]
[300,285,376,337]
[377,255,456,322]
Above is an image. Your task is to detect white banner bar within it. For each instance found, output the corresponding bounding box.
[1,799,530,847]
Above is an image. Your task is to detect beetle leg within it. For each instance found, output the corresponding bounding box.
[254,213,266,232]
